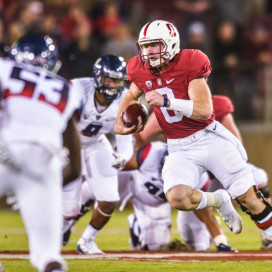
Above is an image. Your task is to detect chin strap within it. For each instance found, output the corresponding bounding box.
[236,186,272,230]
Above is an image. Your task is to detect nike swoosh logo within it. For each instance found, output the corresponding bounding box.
[166,78,175,84]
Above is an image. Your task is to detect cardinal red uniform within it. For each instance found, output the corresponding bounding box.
[127,49,255,199]
[122,19,272,240]
[128,50,214,138]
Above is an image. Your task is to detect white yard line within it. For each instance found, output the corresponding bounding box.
[1,252,272,260]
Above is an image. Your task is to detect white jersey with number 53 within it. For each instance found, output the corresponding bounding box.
[0,58,82,148]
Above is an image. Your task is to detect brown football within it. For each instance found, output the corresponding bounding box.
[122,103,148,128]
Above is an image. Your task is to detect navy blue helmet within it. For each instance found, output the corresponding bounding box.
[10,33,61,72]
[93,55,127,100]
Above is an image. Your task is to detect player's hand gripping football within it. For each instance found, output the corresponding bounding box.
[115,112,144,135]
[145,91,165,107]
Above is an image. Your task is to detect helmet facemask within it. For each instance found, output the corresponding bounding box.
[137,39,170,68]
[96,75,125,100]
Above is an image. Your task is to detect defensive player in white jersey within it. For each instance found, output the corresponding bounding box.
[62,55,133,254]
[114,20,272,238]
[64,140,235,251]
[0,34,82,272]
[118,141,172,251]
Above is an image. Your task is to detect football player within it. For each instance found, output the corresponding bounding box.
[114,20,272,239]
[62,55,134,254]
[0,33,82,272]
[134,94,272,251]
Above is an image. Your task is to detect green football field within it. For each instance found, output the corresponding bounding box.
[1,205,271,271]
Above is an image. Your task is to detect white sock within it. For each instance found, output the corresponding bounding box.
[206,192,221,208]
[213,234,229,247]
[82,224,100,241]
[196,191,221,210]
[196,190,207,210]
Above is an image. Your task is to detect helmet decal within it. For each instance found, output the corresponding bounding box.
[166,23,177,37]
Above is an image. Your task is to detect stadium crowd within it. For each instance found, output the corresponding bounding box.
[1,0,272,121]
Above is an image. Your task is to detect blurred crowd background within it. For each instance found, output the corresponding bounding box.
[1,0,272,122]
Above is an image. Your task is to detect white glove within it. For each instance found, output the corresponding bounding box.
[111,152,127,171]
[6,195,19,211]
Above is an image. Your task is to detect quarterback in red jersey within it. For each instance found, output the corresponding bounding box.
[114,20,272,238]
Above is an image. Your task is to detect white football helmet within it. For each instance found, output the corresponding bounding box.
[137,20,180,68]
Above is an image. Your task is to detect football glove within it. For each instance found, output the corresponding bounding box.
[111,152,127,170]
[6,195,19,211]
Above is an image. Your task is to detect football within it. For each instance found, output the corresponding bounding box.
[122,103,148,128]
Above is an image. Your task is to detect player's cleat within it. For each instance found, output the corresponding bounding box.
[262,238,272,251]
[262,225,272,238]
[77,237,104,254]
[215,189,243,234]
[44,261,67,272]
[160,239,190,251]
[128,214,143,250]
[62,219,76,246]
[261,229,272,251]
[62,228,72,246]
[216,243,238,252]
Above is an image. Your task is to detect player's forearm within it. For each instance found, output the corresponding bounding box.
[190,99,213,119]
[62,115,81,186]
[187,78,213,119]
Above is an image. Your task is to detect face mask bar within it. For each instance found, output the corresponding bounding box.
[136,39,169,69]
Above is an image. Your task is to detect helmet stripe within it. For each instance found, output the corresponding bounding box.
[143,22,152,36]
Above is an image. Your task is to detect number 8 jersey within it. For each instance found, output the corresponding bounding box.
[0,58,83,148]
[71,77,128,147]
[127,49,215,139]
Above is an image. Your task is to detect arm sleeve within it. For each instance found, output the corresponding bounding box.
[188,50,212,82]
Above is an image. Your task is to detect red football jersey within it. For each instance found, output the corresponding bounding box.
[212,95,234,122]
[127,49,214,139]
